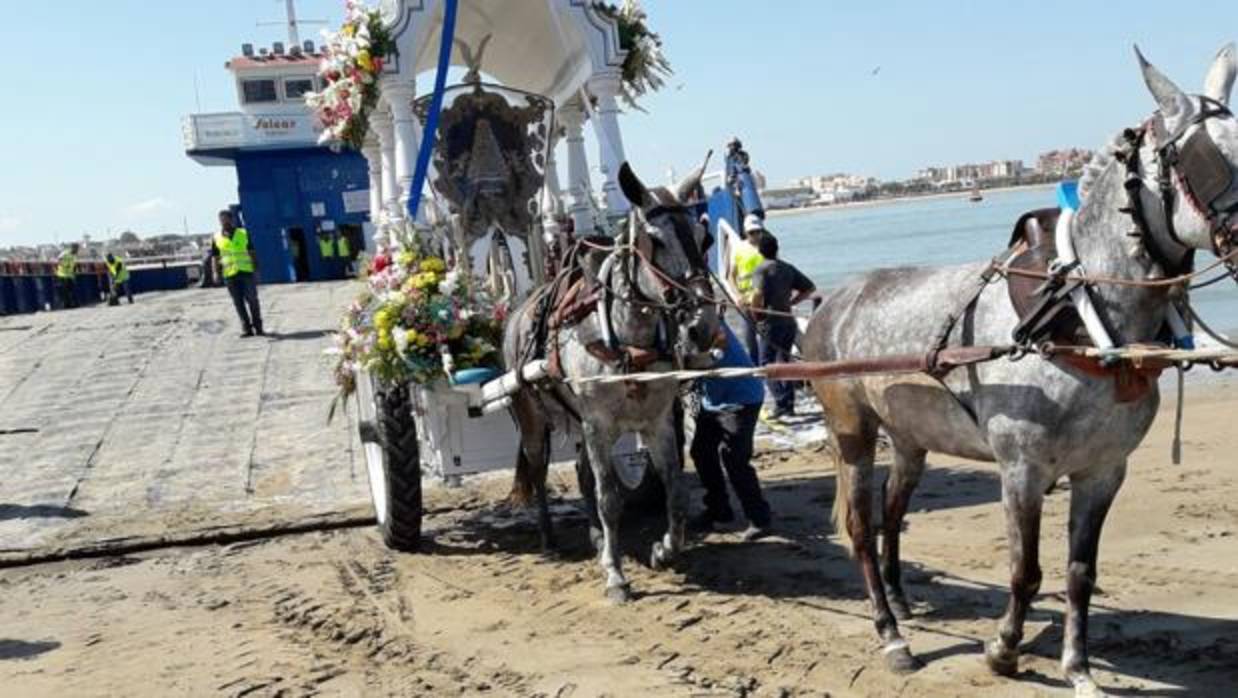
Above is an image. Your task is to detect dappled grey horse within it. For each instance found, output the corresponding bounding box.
[803,45,1238,696]
[504,163,719,603]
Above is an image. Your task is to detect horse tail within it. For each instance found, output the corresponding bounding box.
[829,436,854,553]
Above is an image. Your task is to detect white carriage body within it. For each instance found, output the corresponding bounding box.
[363,0,639,481]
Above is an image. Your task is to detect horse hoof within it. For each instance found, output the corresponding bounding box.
[1071,674,1108,698]
[984,640,1019,677]
[883,643,922,674]
[606,583,633,605]
[650,542,671,570]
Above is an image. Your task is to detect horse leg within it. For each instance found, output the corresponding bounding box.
[583,424,631,603]
[576,444,604,553]
[985,465,1045,676]
[644,414,686,570]
[825,388,920,673]
[1061,464,1125,698]
[511,395,554,551]
[881,441,926,620]
[531,428,555,552]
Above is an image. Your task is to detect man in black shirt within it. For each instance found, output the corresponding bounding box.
[750,233,816,419]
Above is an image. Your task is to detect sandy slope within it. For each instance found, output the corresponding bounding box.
[3,380,1236,697]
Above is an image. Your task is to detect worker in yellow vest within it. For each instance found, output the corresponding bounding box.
[729,214,767,360]
[105,253,134,305]
[212,210,264,337]
[337,232,354,277]
[317,229,338,280]
[55,243,80,310]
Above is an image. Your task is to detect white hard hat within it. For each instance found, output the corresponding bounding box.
[743,213,765,234]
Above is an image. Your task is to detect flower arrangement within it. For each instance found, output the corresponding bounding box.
[592,1,673,111]
[305,1,395,149]
[330,223,506,399]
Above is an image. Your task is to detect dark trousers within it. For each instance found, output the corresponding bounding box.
[760,320,797,412]
[57,278,76,309]
[690,403,771,526]
[742,315,760,363]
[109,280,133,305]
[225,272,263,333]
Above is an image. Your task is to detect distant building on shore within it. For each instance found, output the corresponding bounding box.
[795,173,879,203]
[916,159,1025,185]
[760,185,816,210]
[1036,148,1094,177]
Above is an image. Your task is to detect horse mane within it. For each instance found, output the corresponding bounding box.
[1077,130,1127,202]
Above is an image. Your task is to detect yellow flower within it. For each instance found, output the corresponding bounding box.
[421,257,445,274]
[342,24,355,37]
[357,50,373,72]
[397,251,416,267]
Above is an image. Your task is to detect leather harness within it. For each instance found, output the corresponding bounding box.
[932,99,1238,403]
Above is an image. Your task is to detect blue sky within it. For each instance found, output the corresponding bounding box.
[1,1,1236,245]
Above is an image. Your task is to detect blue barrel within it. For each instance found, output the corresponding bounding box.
[0,276,15,315]
[12,275,33,313]
[33,275,54,311]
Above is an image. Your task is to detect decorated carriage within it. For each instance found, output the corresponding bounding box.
[321,0,671,549]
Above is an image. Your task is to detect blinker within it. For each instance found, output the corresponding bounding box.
[1179,127,1236,210]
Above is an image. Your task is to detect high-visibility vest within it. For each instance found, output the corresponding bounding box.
[337,235,351,258]
[215,228,255,278]
[106,259,130,284]
[733,239,764,294]
[56,251,77,279]
[318,236,335,259]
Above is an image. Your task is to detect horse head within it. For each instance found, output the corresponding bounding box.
[1133,44,1238,265]
[617,161,721,368]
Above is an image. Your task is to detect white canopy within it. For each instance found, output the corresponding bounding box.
[382,0,626,106]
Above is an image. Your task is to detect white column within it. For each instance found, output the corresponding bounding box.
[587,70,630,215]
[559,101,595,233]
[371,106,400,221]
[540,135,563,244]
[361,136,383,252]
[381,80,419,219]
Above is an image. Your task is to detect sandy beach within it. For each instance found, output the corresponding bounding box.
[3,342,1235,696]
[765,183,1057,219]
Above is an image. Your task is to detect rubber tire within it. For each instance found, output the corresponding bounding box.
[371,383,423,551]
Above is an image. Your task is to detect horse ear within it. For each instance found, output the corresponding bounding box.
[1136,45,1193,130]
[675,149,713,204]
[618,162,650,208]
[1204,42,1238,106]
[674,166,706,205]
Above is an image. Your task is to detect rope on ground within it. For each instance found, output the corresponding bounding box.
[0,510,376,570]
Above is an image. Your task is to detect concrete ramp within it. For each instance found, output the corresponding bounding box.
[0,283,369,556]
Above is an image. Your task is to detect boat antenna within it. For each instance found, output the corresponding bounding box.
[257,0,325,48]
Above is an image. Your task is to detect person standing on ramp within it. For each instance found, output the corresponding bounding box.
[212,210,264,337]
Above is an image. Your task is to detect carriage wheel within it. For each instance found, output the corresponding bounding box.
[356,371,423,551]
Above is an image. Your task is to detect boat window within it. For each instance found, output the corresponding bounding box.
[284,78,315,101]
[241,79,278,104]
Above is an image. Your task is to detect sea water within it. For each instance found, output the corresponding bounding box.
[771,186,1238,337]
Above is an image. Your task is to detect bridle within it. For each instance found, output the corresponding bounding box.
[1123,96,1238,279]
[594,205,715,365]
